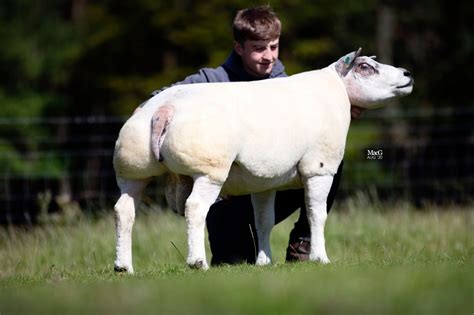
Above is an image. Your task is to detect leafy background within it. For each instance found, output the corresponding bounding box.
[0,0,473,221]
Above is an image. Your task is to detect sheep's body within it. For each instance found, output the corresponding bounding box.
[113,50,413,273]
[114,67,350,194]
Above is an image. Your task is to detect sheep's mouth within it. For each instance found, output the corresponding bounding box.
[397,78,414,89]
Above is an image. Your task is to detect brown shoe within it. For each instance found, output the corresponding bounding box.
[285,237,310,262]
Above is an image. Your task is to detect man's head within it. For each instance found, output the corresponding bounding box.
[232,6,281,78]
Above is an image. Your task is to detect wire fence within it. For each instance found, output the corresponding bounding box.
[1,106,473,223]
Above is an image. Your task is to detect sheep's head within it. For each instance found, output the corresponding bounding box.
[335,48,413,109]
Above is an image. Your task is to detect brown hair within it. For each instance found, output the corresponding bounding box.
[233,5,281,44]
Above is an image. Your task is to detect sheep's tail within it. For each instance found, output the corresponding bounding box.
[151,104,174,162]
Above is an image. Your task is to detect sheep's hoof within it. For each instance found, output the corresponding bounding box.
[310,254,331,265]
[114,265,134,274]
[319,258,331,264]
[188,260,209,270]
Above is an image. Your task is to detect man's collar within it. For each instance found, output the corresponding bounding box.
[222,51,285,81]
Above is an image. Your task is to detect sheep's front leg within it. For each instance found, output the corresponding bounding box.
[251,191,276,266]
[185,175,222,270]
[114,177,149,274]
[304,175,334,264]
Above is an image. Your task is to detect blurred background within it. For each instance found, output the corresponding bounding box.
[0,0,472,224]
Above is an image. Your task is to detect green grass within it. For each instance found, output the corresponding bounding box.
[0,200,473,314]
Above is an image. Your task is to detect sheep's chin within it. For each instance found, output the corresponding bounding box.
[396,79,413,89]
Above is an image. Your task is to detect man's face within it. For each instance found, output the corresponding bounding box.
[234,38,280,78]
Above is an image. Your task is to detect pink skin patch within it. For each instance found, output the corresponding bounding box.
[151,105,174,162]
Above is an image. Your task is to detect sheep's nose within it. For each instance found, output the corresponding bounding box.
[400,68,411,77]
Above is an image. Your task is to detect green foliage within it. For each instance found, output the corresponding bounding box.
[0,0,473,204]
[0,1,80,177]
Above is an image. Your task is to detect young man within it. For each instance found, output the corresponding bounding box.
[150,6,361,265]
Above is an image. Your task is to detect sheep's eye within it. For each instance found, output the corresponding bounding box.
[357,62,376,75]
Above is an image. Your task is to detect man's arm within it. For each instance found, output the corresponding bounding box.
[150,71,208,97]
[150,68,228,96]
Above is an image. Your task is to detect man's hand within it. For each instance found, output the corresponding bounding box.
[351,106,365,120]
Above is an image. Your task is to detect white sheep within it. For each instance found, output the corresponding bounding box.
[113,48,413,273]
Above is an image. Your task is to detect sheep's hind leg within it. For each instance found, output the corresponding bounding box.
[304,175,333,264]
[251,190,276,265]
[185,175,222,270]
[114,177,149,274]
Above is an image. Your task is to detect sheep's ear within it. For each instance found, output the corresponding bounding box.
[336,47,362,77]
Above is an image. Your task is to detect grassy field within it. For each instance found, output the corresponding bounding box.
[0,199,473,314]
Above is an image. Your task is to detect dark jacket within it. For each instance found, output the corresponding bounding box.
[150,51,287,96]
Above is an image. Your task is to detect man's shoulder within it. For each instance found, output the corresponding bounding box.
[199,66,231,83]
[270,59,287,78]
